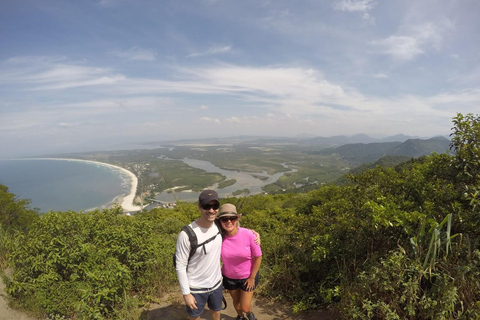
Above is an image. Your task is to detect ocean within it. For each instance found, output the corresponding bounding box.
[0,159,132,213]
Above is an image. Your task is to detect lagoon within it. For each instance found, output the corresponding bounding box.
[153,157,294,203]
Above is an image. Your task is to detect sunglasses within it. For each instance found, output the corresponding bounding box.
[220,216,238,223]
[201,203,220,210]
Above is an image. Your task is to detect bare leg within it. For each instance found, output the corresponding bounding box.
[210,309,221,320]
[239,290,255,314]
[228,289,243,317]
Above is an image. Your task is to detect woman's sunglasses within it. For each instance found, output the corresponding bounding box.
[220,216,238,223]
[201,203,220,210]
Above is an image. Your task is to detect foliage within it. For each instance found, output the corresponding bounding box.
[3,205,196,319]
[0,184,38,232]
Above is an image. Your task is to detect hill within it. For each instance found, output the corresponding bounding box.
[140,133,423,149]
[307,136,450,165]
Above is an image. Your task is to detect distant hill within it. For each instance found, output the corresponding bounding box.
[141,133,445,150]
[379,134,418,143]
[307,136,450,165]
[388,136,451,157]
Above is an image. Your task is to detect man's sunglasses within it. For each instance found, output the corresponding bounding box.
[220,216,238,223]
[201,203,220,210]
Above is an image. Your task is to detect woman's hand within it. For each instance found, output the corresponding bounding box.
[245,277,256,292]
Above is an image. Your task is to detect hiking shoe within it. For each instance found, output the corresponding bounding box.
[235,316,245,320]
[246,312,257,320]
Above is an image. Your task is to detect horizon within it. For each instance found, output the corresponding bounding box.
[1,132,450,160]
[1,1,478,158]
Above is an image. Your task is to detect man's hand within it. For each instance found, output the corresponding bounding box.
[183,293,198,310]
[252,230,261,245]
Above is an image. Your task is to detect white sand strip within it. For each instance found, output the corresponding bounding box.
[22,158,143,212]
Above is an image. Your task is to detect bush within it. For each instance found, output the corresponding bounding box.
[5,207,180,319]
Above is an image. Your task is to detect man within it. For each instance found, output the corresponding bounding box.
[175,190,223,320]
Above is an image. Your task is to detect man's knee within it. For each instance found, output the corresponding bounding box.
[210,309,221,320]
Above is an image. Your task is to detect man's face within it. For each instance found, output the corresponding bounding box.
[199,200,219,222]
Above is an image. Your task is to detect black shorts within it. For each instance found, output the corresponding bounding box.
[222,273,259,292]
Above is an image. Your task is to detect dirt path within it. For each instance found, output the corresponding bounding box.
[1,276,339,320]
[142,290,340,320]
[0,276,38,320]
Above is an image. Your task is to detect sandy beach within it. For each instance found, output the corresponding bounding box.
[24,158,143,213]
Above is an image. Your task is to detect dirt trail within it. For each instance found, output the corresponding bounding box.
[0,276,38,320]
[1,277,339,320]
[142,290,340,320]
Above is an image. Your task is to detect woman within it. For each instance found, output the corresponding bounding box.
[216,203,262,320]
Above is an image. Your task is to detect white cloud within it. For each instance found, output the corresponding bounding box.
[332,0,376,21]
[226,117,241,123]
[332,0,376,12]
[113,47,156,61]
[371,35,424,60]
[0,58,125,90]
[371,22,450,60]
[188,46,232,58]
[199,117,220,123]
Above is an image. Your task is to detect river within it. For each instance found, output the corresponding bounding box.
[152,157,294,203]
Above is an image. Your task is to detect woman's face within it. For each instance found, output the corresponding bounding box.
[219,215,239,232]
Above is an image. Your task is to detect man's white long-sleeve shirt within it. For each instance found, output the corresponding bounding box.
[175,221,222,295]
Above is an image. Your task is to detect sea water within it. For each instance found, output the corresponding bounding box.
[0,159,131,213]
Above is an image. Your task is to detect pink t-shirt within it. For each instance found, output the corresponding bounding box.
[221,227,262,279]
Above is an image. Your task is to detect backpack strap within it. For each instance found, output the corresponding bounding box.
[182,225,220,260]
[181,225,198,262]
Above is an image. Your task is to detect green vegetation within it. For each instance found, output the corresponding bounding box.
[1,113,479,319]
[232,189,250,196]
[218,179,237,189]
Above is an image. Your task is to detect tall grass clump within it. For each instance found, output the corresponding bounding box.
[340,214,480,319]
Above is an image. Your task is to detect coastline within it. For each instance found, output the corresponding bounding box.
[16,158,143,213]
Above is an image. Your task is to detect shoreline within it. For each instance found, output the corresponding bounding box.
[14,158,143,213]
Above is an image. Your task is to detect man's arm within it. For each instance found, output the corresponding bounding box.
[176,231,199,310]
[251,229,261,245]
[175,231,192,295]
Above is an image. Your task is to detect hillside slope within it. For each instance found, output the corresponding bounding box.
[309,136,450,165]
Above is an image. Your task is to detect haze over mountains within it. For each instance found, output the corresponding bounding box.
[144,133,444,147]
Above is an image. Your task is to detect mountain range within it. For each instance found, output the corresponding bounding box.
[145,133,446,148]
[307,136,451,165]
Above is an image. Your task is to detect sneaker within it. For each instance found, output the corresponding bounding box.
[246,312,257,320]
[235,316,245,320]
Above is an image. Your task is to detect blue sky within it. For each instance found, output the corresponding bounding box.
[1,0,479,158]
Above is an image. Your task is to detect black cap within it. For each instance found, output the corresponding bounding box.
[198,190,219,206]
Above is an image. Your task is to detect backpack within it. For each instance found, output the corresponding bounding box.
[173,224,226,309]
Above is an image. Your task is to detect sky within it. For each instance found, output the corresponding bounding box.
[1,0,479,158]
